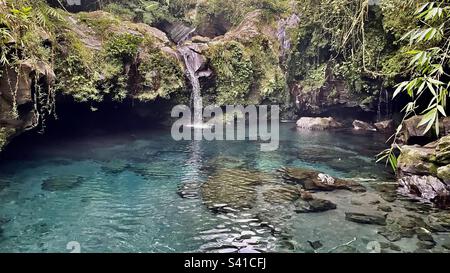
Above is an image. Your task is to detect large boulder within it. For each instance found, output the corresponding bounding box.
[436,136,450,165]
[374,120,395,133]
[437,165,450,185]
[397,145,437,176]
[296,117,343,131]
[352,120,377,132]
[398,175,450,208]
[398,115,433,145]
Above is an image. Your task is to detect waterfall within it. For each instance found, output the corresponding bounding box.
[385,88,390,119]
[178,45,204,126]
[377,87,383,122]
[377,87,391,122]
[277,14,300,64]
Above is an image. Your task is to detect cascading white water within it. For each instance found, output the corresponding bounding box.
[377,87,383,122]
[377,87,390,122]
[277,14,300,63]
[178,46,204,127]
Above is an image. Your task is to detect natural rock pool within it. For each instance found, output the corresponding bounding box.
[0,124,449,253]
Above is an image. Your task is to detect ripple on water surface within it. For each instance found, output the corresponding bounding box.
[0,125,447,253]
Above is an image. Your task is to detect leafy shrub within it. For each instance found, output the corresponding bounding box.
[207,41,254,105]
[104,33,143,62]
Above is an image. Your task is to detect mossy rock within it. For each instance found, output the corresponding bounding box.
[437,165,450,184]
[279,167,366,192]
[436,136,450,165]
[206,41,254,105]
[0,127,16,152]
[397,145,438,176]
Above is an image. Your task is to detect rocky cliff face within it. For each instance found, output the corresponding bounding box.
[0,7,185,150]
[0,6,297,150]
[396,136,450,208]
[0,61,54,151]
[0,1,401,151]
[290,66,376,119]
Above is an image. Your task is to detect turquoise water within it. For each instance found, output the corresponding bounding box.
[0,124,396,253]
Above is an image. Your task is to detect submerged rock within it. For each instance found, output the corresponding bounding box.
[426,212,450,232]
[280,167,366,192]
[101,159,130,175]
[345,212,387,226]
[204,156,246,170]
[0,178,10,192]
[416,227,435,243]
[352,120,377,132]
[295,198,337,213]
[307,240,323,250]
[296,117,343,131]
[41,176,84,192]
[416,240,436,250]
[372,183,398,203]
[377,205,392,212]
[201,168,266,210]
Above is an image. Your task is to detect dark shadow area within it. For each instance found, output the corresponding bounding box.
[0,94,172,161]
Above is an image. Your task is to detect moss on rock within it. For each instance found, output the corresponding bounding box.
[136,45,185,101]
[53,10,185,104]
[0,128,15,152]
[206,41,254,105]
[437,165,450,184]
[397,146,438,176]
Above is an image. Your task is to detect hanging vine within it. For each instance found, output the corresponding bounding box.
[0,0,63,139]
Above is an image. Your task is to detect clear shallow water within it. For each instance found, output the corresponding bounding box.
[0,124,401,253]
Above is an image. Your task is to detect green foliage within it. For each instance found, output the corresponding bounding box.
[247,36,287,102]
[380,0,420,40]
[287,0,411,105]
[103,0,177,26]
[287,23,331,85]
[53,27,100,102]
[53,15,186,104]
[379,1,450,171]
[0,0,64,64]
[103,3,136,21]
[0,0,63,136]
[207,41,254,105]
[0,127,15,152]
[137,46,185,101]
[207,34,287,105]
[104,33,143,62]
[298,64,327,92]
[196,0,289,29]
[77,11,120,35]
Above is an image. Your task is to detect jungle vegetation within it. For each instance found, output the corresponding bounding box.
[1,0,450,161]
